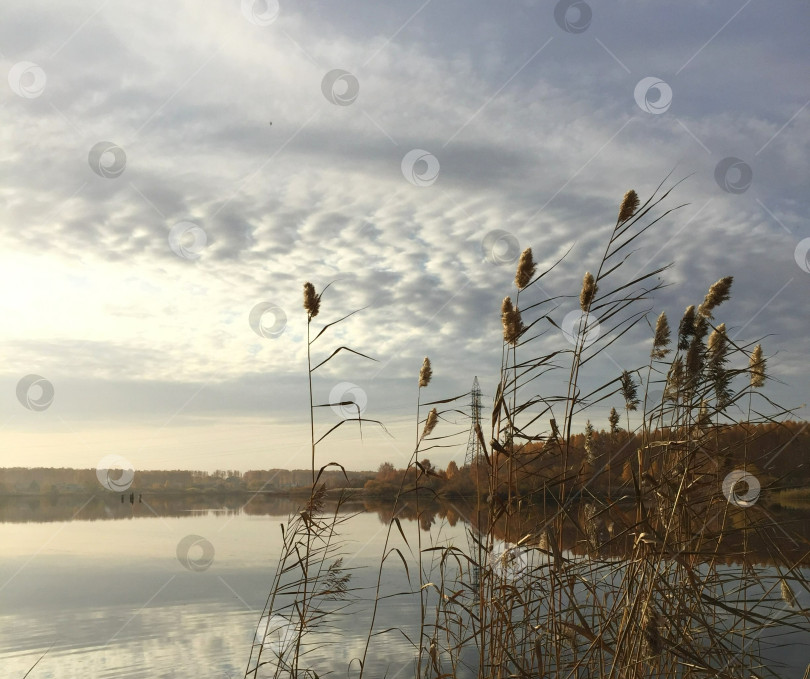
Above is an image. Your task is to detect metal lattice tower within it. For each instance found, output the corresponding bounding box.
[464,376,483,467]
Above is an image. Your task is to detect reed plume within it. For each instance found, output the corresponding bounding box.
[419,357,433,388]
[664,357,683,402]
[698,276,733,319]
[651,312,671,359]
[620,370,640,411]
[583,502,600,551]
[579,271,597,311]
[501,296,523,345]
[707,323,727,356]
[515,247,537,290]
[750,344,766,388]
[617,189,639,223]
[303,282,320,319]
[609,407,620,434]
[677,305,696,350]
[421,407,438,440]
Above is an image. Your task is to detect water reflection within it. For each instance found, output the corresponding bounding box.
[3,495,810,677]
[3,493,809,566]
[0,501,428,678]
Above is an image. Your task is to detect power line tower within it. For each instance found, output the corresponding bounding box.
[464,376,484,467]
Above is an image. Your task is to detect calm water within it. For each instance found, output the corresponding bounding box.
[2,494,809,677]
[0,494,458,678]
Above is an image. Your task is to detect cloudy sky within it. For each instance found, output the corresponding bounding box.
[1,0,808,474]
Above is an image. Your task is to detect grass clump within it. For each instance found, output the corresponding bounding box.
[245,180,810,679]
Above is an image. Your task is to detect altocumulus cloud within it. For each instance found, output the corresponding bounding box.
[0,0,807,469]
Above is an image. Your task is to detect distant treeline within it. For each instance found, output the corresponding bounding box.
[363,420,810,500]
[0,467,375,495]
[3,421,807,499]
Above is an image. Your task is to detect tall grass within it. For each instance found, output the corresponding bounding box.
[245,182,810,678]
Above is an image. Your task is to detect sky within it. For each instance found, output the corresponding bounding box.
[1,0,808,474]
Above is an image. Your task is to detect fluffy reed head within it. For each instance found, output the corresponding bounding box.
[664,357,683,402]
[617,189,639,223]
[303,282,320,319]
[698,276,733,319]
[608,407,620,434]
[749,344,766,388]
[583,420,596,463]
[501,296,524,345]
[421,407,439,440]
[707,322,727,357]
[651,312,671,359]
[579,271,597,311]
[419,357,432,388]
[620,370,639,411]
[685,333,705,382]
[677,305,696,350]
[514,247,537,290]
